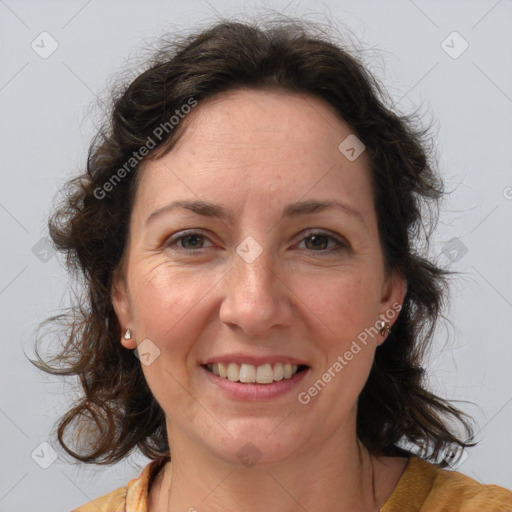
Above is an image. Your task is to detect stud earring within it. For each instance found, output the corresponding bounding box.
[123,329,132,340]
[378,320,391,337]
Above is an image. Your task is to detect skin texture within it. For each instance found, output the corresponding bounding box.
[113,88,408,511]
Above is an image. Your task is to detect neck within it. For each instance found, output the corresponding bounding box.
[155,426,386,512]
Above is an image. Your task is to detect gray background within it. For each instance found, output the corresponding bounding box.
[1,0,511,510]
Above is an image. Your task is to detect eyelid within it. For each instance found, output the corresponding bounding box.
[163,228,350,253]
[297,229,350,251]
[164,229,214,250]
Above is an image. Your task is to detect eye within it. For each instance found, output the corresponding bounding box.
[163,229,349,254]
[297,231,348,253]
[164,230,213,252]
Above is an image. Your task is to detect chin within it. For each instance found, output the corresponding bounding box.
[203,419,307,467]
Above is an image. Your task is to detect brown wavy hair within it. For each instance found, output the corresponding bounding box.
[32,16,475,466]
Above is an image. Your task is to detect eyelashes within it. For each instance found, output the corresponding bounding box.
[299,232,347,252]
[163,229,349,255]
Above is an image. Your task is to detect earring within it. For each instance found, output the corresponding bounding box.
[123,329,132,340]
[378,320,391,337]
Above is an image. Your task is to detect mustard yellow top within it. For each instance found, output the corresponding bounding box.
[73,456,511,512]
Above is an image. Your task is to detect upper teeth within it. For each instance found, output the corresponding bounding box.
[207,362,299,384]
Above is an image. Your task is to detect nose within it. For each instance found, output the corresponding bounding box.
[219,244,293,336]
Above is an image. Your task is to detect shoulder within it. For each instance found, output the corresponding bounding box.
[71,458,165,512]
[382,456,512,512]
[427,460,512,511]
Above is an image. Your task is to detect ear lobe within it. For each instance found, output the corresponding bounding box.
[112,275,136,349]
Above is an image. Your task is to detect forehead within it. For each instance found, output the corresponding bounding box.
[169,88,361,162]
[134,88,373,219]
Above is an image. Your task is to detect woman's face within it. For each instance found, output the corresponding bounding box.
[113,88,406,465]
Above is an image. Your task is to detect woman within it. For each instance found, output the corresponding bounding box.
[34,18,511,511]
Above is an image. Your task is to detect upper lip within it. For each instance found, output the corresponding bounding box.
[200,353,310,367]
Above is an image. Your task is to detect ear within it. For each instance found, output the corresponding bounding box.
[379,269,407,328]
[112,273,137,349]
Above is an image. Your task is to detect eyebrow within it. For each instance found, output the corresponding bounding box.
[145,199,366,227]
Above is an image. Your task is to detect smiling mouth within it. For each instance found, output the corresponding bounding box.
[202,362,309,384]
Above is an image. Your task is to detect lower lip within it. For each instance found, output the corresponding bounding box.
[200,365,310,401]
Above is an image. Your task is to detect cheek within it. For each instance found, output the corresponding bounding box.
[293,270,381,343]
[297,275,379,409]
[128,262,214,360]
[129,265,215,412]
[291,271,381,401]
